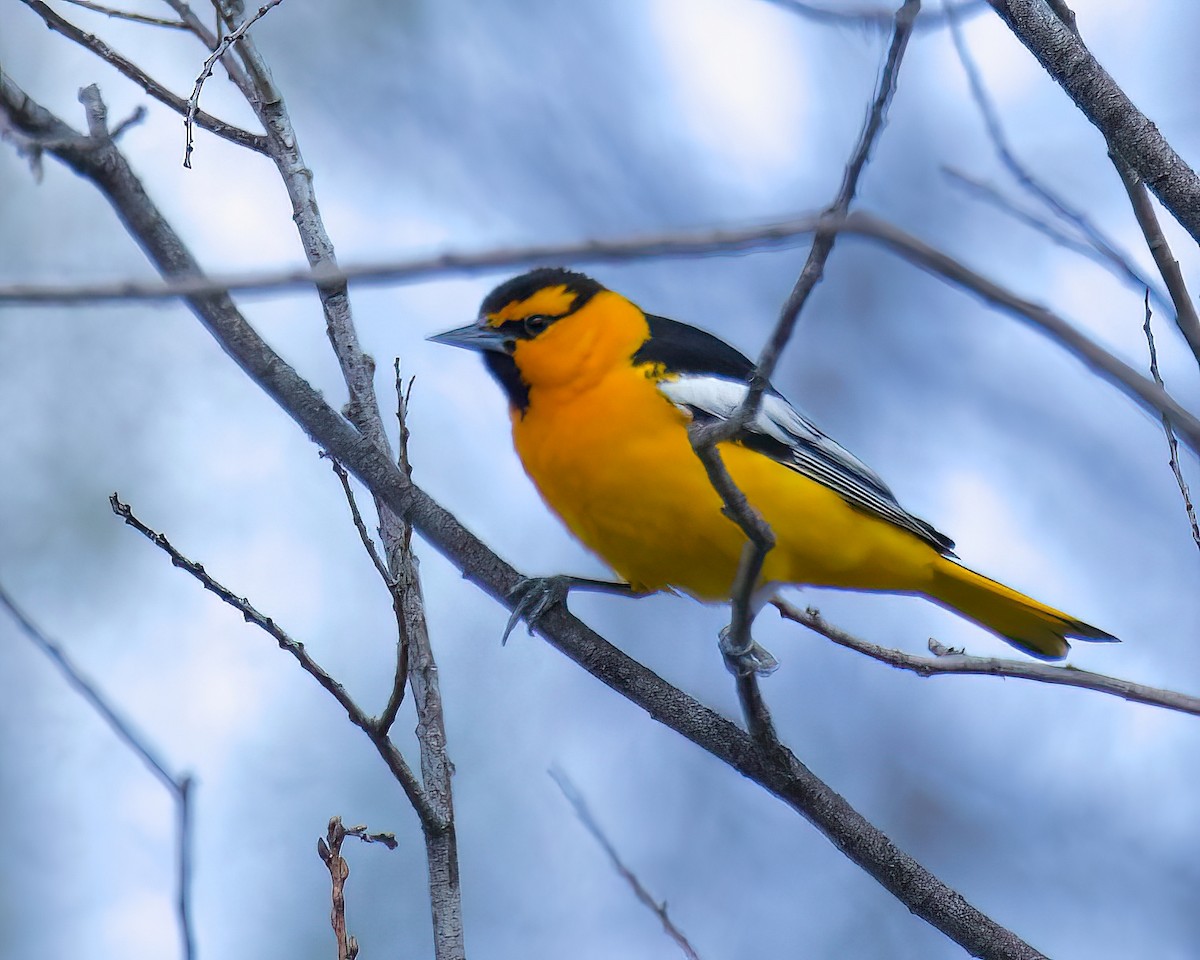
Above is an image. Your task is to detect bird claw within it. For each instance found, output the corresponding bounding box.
[502,575,573,644]
[718,624,780,677]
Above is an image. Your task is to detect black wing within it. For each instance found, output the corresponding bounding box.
[635,315,955,555]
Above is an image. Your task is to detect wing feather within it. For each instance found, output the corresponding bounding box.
[657,374,956,555]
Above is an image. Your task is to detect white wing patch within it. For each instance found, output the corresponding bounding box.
[658,374,954,554]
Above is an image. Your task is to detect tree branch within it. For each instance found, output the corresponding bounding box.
[1142,297,1200,553]
[1116,161,1200,368]
[60,0,188,29]
[108,494,442,831]
[220,13,465,954]
[985,0,1200,245]
[17,0,268,154]
[182,0,282,167]
[1,77,1048,960]
[761,0,982,28]
[550,767,702,960]
[0,579,195,960]
[773,598,1200,717]
[690,0,919,718]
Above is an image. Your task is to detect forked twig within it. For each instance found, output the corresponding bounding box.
[108,493,442,830]
[183,0,283,167]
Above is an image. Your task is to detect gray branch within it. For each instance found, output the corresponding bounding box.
[0,581,195,960]
[985,0,1200,245]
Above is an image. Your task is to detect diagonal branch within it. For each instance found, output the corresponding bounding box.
[774,598,1200,717]
[550,767,702,960]
[1116,162,1200,368]
[0,580,196,960]
[984,0,1200,245]
[109,493,441,829]
[0,76,1046,960]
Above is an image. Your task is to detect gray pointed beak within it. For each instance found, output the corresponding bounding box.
[428,323,511,354]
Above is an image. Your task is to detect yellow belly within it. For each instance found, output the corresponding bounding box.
[512,369,940,600]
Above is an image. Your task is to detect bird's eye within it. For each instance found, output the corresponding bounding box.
[523,315,551,337]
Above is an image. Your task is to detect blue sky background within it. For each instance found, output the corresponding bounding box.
[3,1,1200,957]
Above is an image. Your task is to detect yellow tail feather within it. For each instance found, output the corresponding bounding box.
[929,559,1117,660]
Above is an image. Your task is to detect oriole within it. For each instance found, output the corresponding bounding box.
[432,267,1115,663]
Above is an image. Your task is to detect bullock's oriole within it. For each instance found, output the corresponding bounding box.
[432,268,1115,667]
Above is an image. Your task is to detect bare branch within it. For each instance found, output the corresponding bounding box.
[846,209,1200,456]
[316,817,396,960]
[1142,297,1200,553]
[690,0,920,724]
[942,165,1170,312]
[550,767,702,960]
[183,0,283,167]
[0,216,827,303]
[17,0,268,153]
[108,493,443,831]
[60,0,189,28]
[1116,163,1200,367]
[985,0,1200,245]
[0,74,1052,958]
[160,0,256,95]
[773,598,1200,717]
[0,580,195,960]
[761,0,982,29]
[317,817,359,960]
[944,3,1164,305]
[323,453,396,588]
[220,15,465,954]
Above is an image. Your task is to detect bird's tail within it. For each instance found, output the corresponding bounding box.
[928,558,1117,660]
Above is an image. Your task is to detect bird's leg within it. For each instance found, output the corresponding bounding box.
[502,575,649,644]
[718,584,781,676]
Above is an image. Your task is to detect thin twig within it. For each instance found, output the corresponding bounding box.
[549,768,702,960]
[316,817,397,960]
[847,208,1200,456]
[942,166,1171,313]
[0,580,195,960]
[984,0,1200,246]
[108,493,443,831]
[690,0,920,730]
[17,0,268,153]
[183,0,283,167]
[160,0,256,96]
[944,2,1167,307]
[761,0,981,28]
[1116,162,1200,368]
[322,453,396,588]
[317,818,358,960]
[774,598,1200,717]
[60,0,189,28]
[1142,295,1200,553]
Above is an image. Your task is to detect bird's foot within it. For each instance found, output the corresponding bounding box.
[503,575,574,644]
[718,624,779,677]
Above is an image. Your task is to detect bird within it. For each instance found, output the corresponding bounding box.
[430,267,1116,671]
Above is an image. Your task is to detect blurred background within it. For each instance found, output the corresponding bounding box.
[3,0,1199,957]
